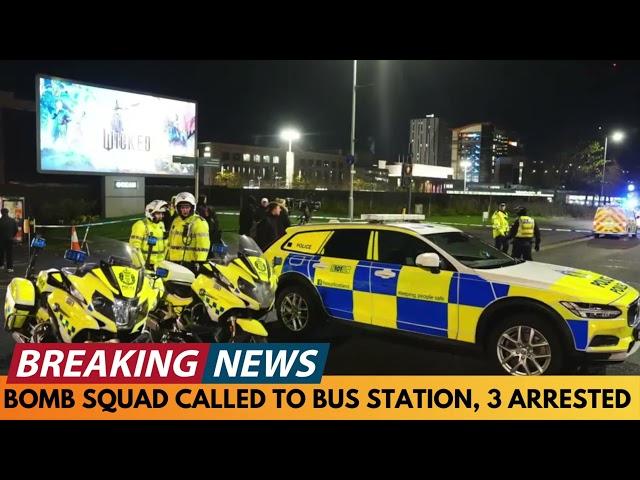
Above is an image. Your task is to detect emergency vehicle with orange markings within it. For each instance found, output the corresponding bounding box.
[593,205,638,238]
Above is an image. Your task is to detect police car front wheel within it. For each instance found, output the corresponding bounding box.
[488,314,565,376]
[277,286,312,333]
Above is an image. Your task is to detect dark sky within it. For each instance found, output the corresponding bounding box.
[1,60,639,173]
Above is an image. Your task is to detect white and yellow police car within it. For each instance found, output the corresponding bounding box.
[264,214,640,376]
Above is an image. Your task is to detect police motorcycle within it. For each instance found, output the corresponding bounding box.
[4,235,165,343]
[145,233,276,343]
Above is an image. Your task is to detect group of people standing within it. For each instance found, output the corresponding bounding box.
[129,193,220,272]
[491,203,541,260]
[239,196,291,251]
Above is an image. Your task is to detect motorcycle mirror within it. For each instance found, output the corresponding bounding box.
[64,249,88,264]
[155,267,169,278]
[147,236,158,246]
[31,236,46,249]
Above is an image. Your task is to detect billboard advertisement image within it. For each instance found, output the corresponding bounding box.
[37,75,196,176]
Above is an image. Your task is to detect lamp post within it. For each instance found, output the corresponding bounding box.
[600,130,625,201]
[280,128,300,189]
[349,60,357,221]
[461,160,471,192]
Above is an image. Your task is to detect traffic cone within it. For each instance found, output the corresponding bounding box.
[70,226,81,251]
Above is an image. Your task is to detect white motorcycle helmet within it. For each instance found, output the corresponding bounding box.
[145,200,169,222]
[174,192,196,217]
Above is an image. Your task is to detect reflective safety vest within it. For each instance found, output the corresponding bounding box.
[167,214,210,263]
[492,210,509,238]
[516,216,535,238]
[129,219,167,267]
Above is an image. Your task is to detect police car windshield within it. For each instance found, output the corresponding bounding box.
[425,232,517,269]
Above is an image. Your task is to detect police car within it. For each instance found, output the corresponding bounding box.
[263,214,640,376]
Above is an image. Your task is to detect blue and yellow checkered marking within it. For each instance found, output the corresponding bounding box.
[354,262,371,292]
[397,298,448,332]
[282,253,320,278]
[317,286,354,320]
[281,253,515,343]
[567,319,589,350]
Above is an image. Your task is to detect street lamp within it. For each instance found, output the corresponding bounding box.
[280,128,301,189]
[460,160,471,192]
[280,128,301,152]
[349,60,357,221]
[600,130,625,200]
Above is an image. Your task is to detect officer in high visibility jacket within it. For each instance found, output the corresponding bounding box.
[129,200,169,268]
[167,192,210,269]
[509,206,541,260]
[491,202,510,253]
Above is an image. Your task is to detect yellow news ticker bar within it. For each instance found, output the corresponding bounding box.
[0,376,638,420]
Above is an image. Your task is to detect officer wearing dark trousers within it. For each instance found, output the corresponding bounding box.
[509,207,541,261]
[0,208,18,273]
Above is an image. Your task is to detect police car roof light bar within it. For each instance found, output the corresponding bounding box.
[360,213,426,223]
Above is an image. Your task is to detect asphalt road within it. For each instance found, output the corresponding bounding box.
[1,218,639,375]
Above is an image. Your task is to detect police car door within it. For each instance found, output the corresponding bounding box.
[372,230,457,338]
[312,228,373,323]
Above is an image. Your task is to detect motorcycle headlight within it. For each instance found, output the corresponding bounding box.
[254,282,275,308]
[112,298,138,329]
[560,301,622,319]
[237,278,274,308]
[91,292,113,318]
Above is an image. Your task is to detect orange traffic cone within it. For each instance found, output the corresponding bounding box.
[70,226,81,251]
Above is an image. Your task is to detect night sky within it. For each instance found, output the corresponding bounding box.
[1,60,638,174]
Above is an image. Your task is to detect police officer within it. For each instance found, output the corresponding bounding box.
[167,192,210,271]
[129,200,168,268]
[509,206,541,260]
[491,202,510,253]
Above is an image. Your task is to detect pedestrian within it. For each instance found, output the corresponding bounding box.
[255,201,282,251]
[0,208,18,273]
[239,195,257,236]
[274,198,291,237]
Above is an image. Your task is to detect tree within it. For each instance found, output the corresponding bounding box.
[548,140,624,192]
[213,171,241,188]
[353,178,376,191]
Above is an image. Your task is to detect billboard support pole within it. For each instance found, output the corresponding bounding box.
[195,160,199,202]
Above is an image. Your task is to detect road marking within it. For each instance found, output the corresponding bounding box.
[539,235,592,252]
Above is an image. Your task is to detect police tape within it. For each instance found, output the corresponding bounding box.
[439,222,593,234]
[35,217,143,229]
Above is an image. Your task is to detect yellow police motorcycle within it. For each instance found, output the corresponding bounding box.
[146,233,276,343]
[4,236,165,343]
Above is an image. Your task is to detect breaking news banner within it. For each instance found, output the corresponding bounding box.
[0,344,639,420]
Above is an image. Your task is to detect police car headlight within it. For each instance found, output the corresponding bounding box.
[560,301,622,319]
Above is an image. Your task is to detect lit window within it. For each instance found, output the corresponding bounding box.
[254,154,260,163]
[243,154,250,162]
[273,156,280,164]
[263,155,270,163]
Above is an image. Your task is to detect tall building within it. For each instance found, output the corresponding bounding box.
[409,115,451,167]
[451,123,522,185]
[451,123,491,183]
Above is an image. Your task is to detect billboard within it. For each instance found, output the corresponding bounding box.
[37,75,196,176]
